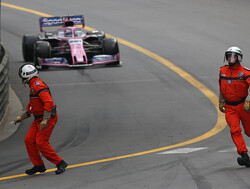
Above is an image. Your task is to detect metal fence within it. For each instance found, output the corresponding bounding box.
[0,46,9,122]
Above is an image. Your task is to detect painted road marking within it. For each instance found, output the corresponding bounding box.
[157,147,208,154]
[0,2,227,181]
[218,148,237,153]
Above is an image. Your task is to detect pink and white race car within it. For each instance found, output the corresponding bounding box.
[22,15,121,69]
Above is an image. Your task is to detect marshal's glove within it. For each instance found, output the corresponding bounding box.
[14,116,23,124]
[14,110,30,124]
[244,100,250,113]
[219,101,225,113]
[40,111,51,130]
[40,119,48,130]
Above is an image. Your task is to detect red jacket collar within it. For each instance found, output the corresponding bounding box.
[29,77,39,87]
[229,63,241,70]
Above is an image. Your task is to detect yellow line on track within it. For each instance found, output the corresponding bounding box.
[0,2,227,181]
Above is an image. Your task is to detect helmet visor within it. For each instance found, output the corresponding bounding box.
[225,52,238,63]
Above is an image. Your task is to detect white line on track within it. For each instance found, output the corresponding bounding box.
[49,78,159,87]
[157,147,208,154]
[157,146,250,154]
[218,148,237,153]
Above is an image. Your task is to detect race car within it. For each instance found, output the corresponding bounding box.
[22,15,121,69]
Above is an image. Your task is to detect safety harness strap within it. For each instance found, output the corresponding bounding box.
[220,76,249,81]
[30,88,50,98]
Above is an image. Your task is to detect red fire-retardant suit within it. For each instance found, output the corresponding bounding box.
[24,77,62,166]
[219,64,250,155]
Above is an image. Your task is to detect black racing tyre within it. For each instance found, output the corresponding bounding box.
[34,41,51,69]
[103,38,119,55]
[22,34,39,62]
[34,41,51,58]
[34,56,40,69]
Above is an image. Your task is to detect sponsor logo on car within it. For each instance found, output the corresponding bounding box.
[69,39,82,44]
[41,17,63,26]
[41,16,84,26]
[43,58,68,64]
[92,55,116,62]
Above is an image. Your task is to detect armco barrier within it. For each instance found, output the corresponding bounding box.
[0,46,9,123]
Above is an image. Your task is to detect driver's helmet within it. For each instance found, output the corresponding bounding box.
[75,30,83,37]
[224,46,243,64]
[18,64,38,84]
[58,30,65,38]
[65,30,72,37]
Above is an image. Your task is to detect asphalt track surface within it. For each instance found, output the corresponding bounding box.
[1,0,250,188]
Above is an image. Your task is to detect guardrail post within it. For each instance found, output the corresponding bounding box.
[0,45,9,127]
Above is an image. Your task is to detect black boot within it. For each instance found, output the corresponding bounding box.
[55,160,68,174]
[25,165,46,175]
[237,152,250,167]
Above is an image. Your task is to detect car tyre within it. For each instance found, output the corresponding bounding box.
[103,38,120,65]
[34,41,51,69]
[22,34,39,62]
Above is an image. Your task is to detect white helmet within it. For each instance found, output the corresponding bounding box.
[19,64,38,84]
[224,46,243,64]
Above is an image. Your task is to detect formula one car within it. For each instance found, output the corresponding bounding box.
[22,15,121,69]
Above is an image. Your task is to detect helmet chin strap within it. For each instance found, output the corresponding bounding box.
[22,78,30,86]
[22,76,37,86]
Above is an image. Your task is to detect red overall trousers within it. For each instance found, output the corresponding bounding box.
[24,114,62,166]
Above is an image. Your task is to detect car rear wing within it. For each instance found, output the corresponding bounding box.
[39,15,85,32]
